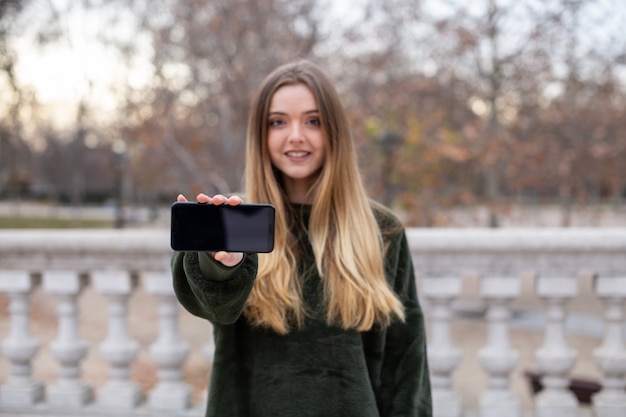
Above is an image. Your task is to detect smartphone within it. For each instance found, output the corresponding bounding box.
[170,202,275,253]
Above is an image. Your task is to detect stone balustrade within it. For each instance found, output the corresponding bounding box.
[0,228,625,417]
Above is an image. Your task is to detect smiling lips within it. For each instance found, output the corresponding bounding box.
[285,151,311,159]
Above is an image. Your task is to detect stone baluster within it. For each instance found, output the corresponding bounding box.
[143,271,192,410]
[534,276,578,417]
[477,276,521,417]
[0,270,44,406]
[592,276,626,417]
[423,276,462,417]
[43,270,93,406]
[91,270,143,408]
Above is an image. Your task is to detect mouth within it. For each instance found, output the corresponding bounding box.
[285,151,311,158]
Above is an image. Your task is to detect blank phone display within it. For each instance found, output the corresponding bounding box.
[170,203,275,253]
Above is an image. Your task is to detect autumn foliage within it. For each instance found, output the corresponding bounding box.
[1,0,625,226]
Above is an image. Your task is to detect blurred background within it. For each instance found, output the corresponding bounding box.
[1,0,625,229]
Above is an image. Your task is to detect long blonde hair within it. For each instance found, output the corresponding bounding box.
[244,60,405,334]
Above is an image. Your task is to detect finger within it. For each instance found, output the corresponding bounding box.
[213,251,227,261]
[211,194,227,205]
[226,195,244,206]
[214,251,244,267]
[177,194,188,202]
[196,193,211,204]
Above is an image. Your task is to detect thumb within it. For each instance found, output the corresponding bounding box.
[214,251,244,267]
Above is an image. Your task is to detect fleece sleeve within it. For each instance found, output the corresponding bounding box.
[379,231,432,417]
[171,251,258,325]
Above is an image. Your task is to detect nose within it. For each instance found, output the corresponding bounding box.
[288,123,304,142]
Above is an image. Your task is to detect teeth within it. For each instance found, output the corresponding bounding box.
[287,151,308,157]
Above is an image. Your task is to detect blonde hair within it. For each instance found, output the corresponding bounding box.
[244,60,405,334]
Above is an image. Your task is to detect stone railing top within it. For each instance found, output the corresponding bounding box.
[0,229,172,272]
[406,228,626,251]
[1,228,625,276]
[406,228,626,277]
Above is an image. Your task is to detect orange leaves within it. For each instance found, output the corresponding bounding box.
[435,142,473,163]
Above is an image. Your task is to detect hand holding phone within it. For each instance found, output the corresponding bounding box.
[171,194,275,261]
[174,194,247,266]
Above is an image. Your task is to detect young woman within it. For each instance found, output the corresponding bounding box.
[172,60,432,417]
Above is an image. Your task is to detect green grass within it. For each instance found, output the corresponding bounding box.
[0,216,114,229]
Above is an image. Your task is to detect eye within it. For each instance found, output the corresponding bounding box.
[268,118,285,127]
[306,117,321,126]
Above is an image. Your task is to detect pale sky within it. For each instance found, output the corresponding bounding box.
[12,0,152,128]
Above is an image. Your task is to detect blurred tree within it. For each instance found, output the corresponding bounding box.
[0,0,34,197]
[503,0,626,225]
[425,0,557,226]
[2,0,625,227]
[413,0,626,226]
[109,0,323,198]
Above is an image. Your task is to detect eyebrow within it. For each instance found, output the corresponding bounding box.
[268,109,319,116]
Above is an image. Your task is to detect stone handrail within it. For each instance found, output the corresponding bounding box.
[0,228,625,417]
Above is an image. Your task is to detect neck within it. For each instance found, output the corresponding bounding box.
[284,178,315,204]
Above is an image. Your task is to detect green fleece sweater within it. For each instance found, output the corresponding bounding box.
[171,204,432,417]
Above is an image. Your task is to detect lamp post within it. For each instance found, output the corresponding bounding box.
[378,132,402,206]
[112,140,127,229]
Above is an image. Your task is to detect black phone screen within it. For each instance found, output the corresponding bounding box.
[170,202,275,253]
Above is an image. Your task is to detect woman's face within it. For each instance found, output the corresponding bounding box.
[267,83,326,203]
